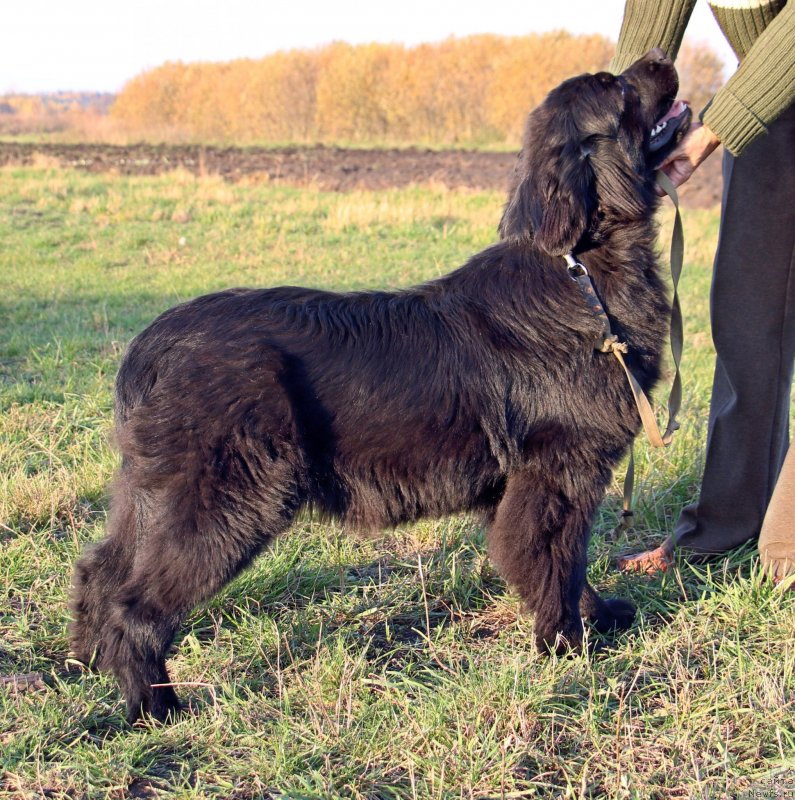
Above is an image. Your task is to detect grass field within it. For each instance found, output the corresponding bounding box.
[1,164,793,799]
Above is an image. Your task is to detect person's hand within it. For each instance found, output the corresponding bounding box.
[656,122,721,194]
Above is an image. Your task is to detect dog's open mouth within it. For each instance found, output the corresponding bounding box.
[649,100,692,153]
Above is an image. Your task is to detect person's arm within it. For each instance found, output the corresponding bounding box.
[609,0,703,190]
[657,1,795,188]
[701,1,795,156]
[609,0,697,73]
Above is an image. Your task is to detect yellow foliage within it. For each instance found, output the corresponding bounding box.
[485,32,614,141]
[109,33,725,147]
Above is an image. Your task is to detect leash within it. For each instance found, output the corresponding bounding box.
[566,171,684,526]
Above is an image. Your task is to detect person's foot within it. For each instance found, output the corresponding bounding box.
[760,549,794,590]
[617,537,675,574]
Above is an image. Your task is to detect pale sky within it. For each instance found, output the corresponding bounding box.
[1,0,736,94]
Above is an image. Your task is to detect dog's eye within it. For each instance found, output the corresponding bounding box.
[615,78,632,101]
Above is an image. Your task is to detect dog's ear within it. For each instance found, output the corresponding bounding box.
[499,138,596,257]
[587,136,647,219]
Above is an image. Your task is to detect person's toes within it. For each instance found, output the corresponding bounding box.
[768,561,794,591]
[760,547,794,590]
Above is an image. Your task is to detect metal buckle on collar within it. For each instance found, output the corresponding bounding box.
[564,253,588,280]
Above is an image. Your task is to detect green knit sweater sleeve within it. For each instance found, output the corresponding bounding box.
[702,2,795,155]
[609,0,697,73]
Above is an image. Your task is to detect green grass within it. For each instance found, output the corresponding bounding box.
[1,165,793,799]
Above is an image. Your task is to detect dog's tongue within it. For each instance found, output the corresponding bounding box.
[656,100,689,127]
[649,100,691,153]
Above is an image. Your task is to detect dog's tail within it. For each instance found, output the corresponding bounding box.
[69,471,141,668]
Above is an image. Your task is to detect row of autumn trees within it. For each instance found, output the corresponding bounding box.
[112,33,724,147]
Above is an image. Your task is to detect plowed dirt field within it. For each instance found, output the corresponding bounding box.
[0,141,722,208]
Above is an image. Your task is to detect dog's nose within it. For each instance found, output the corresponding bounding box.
[646,47,672,65]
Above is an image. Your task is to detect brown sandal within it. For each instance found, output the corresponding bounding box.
[617,537,675,575]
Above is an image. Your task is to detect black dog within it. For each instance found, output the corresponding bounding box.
[71,49,690,723]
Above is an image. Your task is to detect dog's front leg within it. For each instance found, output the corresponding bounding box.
[486,464,606,654]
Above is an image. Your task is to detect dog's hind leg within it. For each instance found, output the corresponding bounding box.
[486,461,610,654]
[99,475,299,724]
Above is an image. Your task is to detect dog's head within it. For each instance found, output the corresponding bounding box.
[499,48,691,256]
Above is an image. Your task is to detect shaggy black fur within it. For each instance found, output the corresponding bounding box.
[71,50,685,723]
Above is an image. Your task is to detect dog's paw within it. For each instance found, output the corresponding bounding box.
[534,621,584,656]
[126,685,182,726]
[588,596,636,634]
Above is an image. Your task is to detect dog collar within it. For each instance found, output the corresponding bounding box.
[563,249,678,452]
[564,253,618,354]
